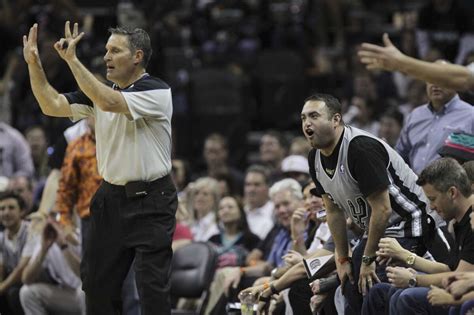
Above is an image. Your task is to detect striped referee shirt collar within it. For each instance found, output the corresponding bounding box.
[112,72,149,90]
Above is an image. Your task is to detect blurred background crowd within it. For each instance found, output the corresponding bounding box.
[1,0,474,177]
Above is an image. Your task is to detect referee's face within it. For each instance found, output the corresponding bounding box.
[104,34,137,87]
[301,101,337,150]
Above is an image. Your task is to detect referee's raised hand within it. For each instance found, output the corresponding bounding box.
[23,23,41,65]
[53,21,85,62]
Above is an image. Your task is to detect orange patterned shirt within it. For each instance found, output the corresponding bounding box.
[55,132,102,226]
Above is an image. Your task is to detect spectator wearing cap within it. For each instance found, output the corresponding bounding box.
[281,155,310,186]
[396,60,474,174]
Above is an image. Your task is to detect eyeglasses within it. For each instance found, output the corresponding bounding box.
[0,205,19,211]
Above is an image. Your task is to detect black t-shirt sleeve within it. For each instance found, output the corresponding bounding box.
[458,230,474,267]
[312,178,326,197]
[63,90,93,106]
[208,234,221,245]
[348,136,390,197]
[242,232,261,252]
[308,149,326,197]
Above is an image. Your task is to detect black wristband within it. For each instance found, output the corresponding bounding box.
[270,283,279,295]
[258,295,271,303]
[60,243,68,250]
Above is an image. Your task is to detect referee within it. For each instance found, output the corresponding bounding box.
[23,22,177,315]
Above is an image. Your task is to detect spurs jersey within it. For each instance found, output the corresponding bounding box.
[310,126,431,238]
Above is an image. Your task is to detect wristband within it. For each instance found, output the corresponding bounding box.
[270,283,279,295]
[60,243,69,251]
[337,256,351,264]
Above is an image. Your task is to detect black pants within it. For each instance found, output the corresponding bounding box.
[0,285,23,315]
[82,175,178,315]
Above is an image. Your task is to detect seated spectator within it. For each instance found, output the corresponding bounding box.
[345,96,380,136]
[363,158,474,315]
[188,177,220,241]
[208,196,260,269]
[291,182,330,256]
[7,176,37,214]
[205,179,302,314]
[241,217,364,315]
[0,192,34,315]
[196,133,244,195]
[289,136,311,158]
[0,122,34,179]
[172,201,193,251]
[259,131,288,184]
[243,165,274,240]
[20,218,85,315]
[378,107,404,148]
[24,126,50,184]
[214,172,240,198]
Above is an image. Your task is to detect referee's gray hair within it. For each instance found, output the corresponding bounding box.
[269,178,303,201]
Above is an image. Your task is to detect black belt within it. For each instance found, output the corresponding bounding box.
[103,174,171,199]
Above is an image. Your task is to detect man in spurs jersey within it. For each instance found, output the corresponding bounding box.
[301,93,445,315]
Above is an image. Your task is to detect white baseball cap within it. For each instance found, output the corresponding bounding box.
[281,155,309,174]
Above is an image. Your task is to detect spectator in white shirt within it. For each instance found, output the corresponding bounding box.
[243,165,274,240]
[20,217,85,315]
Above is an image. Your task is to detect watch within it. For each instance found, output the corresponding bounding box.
[405,253,416,266]
[408,276,417,288]
[361,255,377,265]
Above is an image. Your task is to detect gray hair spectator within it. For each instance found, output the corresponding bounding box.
[269,178,303,201]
